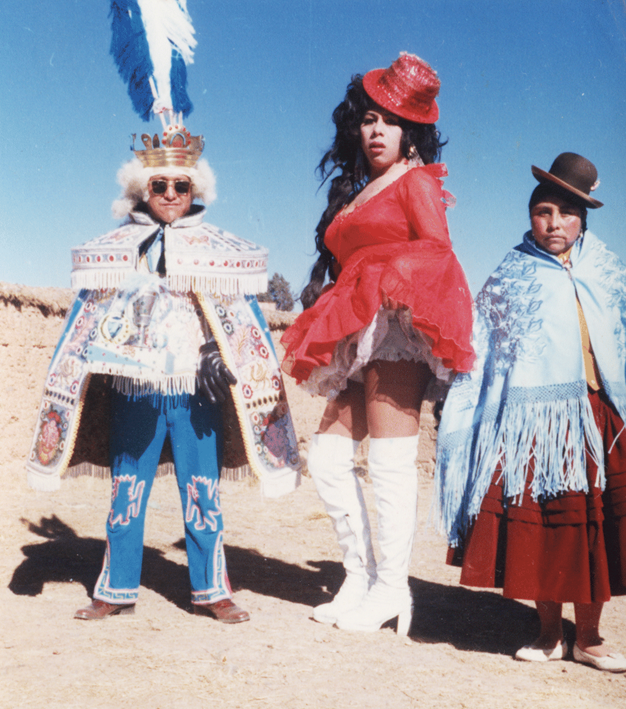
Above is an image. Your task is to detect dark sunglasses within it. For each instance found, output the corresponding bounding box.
[150,179,191,195]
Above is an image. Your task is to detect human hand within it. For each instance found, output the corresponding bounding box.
[198,342,237,404]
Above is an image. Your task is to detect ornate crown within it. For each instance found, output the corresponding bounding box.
[133,123,204,168]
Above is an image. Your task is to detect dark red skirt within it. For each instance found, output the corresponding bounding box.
[448,388,626,603]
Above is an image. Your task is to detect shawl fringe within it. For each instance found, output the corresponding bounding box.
[434,393,605,545]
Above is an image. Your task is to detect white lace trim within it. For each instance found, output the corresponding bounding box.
[301,308,452,400]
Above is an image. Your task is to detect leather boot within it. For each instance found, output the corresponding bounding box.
[337,435,419,635]
[308,433,376,624]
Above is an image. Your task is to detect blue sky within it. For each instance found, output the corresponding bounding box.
[2,0,625,303]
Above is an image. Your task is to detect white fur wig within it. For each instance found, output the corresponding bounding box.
[112,157,217,219]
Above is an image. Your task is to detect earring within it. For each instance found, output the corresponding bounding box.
[407,144,424,167]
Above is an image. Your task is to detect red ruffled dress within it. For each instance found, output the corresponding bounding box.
[281,165,475,396]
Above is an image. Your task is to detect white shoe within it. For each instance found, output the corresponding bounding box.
[308,434,376,625]
[312,574,370,624]
[515,641,568,662]
[335,584,413,635]
[336,436,419,636]
[573,643,626,672]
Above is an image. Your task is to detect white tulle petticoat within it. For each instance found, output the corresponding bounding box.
[300,308,452,401]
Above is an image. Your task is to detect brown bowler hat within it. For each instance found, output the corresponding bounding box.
[363,52,440,124]
[531,152,603,208]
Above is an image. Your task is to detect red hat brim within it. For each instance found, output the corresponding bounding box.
[363,68,439,124]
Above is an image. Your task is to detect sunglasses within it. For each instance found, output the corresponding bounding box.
[150,179,191,195]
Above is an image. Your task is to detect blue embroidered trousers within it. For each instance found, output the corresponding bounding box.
[93,390,232,604]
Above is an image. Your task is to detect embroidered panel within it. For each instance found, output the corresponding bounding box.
[206,295,301,476]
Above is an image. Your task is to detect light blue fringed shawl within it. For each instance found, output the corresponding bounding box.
[434,231,626,545]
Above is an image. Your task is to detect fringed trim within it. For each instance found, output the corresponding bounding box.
[166,272,268,296]
[71,270,268,296]
[221,464,253,481]
[434,394,605,545]
[65,461,177,479]
[65,463,111,480]
[498,394,604,500]
[156,462,176,478]
[65,462,256,482]
[110,373,197,398]
[71,269,135,291]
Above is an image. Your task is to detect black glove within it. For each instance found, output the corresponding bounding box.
[198,342,237,404]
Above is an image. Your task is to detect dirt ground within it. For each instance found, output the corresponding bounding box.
[2,460,625,709]
[1,286,625,708]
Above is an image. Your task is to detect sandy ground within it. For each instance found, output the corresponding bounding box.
[1,289,625,707]
[2,458,625,709]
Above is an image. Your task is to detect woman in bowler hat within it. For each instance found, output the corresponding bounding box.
[436,152,626,671]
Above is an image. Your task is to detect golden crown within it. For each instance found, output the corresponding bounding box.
[133,124,204,168]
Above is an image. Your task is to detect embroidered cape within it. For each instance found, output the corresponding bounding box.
[71,206,268,294]
[434,231,626,545]
[27,209,301,498]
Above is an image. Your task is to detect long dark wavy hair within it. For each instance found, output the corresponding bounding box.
[300,74,447,310]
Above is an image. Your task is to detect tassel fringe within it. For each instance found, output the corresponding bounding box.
[71,270,267,296]
[109,372,197,397]
[63,461,253,483]
[433,394,605,545]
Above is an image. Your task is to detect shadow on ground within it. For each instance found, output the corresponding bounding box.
[408,576,577,656]
[9,514,329,612]
[9,515,190,609]
[9,514,573,656]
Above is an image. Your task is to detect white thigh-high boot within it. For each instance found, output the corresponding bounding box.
[308,433,377,624]
[336,435,419,635]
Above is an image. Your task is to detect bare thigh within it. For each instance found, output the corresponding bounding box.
[316,359,431,440]
[363,358,431,439]
[316,379,368,441]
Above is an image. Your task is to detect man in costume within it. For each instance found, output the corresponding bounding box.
[26,122,300,621]
[27,0,299,623]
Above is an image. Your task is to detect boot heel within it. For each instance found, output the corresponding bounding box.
[395,604,412,636]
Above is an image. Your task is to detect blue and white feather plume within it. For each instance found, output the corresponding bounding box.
[109,0,197,126]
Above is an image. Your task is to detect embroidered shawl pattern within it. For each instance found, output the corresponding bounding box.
[434,231,626,545]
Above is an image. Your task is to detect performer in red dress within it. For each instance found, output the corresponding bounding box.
[281,53,474,634]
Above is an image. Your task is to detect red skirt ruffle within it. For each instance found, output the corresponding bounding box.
[448,388,626,603]
[281,240,475,383]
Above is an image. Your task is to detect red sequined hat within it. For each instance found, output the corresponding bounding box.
[363,52,440,124]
